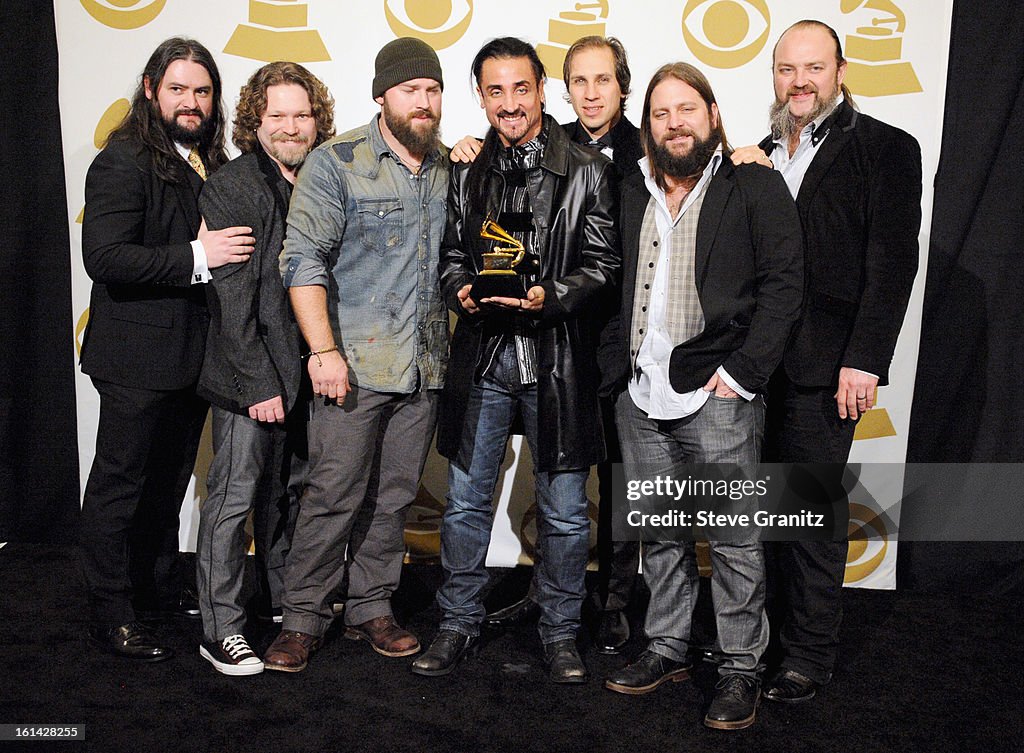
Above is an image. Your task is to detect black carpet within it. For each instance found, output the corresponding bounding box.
[1,543,1020,753]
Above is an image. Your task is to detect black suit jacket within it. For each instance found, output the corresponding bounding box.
[758,99,922,386]
[562,115,644,179]
[600,158,804,397]
[80,137,208,390]
[197,148,304,415]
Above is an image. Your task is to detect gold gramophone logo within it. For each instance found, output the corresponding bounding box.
[75,308,90,356]
[77,98,131,224]
[681,0,770,69]
[224,0,330,63]
[384,1,474,50]
[853,388,897,441]
[80,0,166,30]
[841,0,922,96]
[536,1,609,79]
[845,501,890,583]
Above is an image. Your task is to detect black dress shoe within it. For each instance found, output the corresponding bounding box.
[605,649,691,695]
[544,638,588,684]
[595,609,630,654]
[763,668,820,704]
[483,597,540,629]
[174,585,201,619]
[89,622,173,663]
[410,630,476,677]
[704,674,760,730]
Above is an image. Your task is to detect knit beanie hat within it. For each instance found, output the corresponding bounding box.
[372,37,444,99]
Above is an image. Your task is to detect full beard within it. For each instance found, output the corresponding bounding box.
[383,103,441,157]
[651,129,721,182]
[769,84,840,141]
[161,106,214,147]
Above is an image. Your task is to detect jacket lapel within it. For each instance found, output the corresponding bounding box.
[694,159,733,287]
[174,170,202,235]
[795,100,857,214]
[620,173,649,314]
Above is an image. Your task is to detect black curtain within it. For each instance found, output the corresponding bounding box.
[901,0,1024,594]
[0,2,80,543]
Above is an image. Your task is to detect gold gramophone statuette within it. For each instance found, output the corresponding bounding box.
[479,218,526,275]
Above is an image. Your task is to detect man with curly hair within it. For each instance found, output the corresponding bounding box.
[194,61,335,675]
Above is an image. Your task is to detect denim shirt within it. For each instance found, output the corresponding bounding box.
[281,115,449,393]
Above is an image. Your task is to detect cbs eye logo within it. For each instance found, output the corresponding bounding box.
[80,0,166,30]
[384,0,473,50]
[845,501,890,583]
[681,0,770,69]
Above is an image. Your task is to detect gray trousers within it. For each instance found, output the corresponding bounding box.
[616,391,769,678]
[196,405,305,642]
[282,385,438,637]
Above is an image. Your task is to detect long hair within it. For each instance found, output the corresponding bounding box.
[466,37,546,217]
[106,37,228,183]
[640,62,730,192]
[232,61,336,154]
[773,19,856,108]
[562,35,631,114]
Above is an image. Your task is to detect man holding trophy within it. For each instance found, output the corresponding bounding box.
[411,37,620,684]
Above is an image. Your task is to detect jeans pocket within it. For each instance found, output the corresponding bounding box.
[356,198,404,255]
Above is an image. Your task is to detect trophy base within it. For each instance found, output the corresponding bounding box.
[470,274,527,302]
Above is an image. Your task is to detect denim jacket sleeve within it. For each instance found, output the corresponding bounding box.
[280,145,348,289]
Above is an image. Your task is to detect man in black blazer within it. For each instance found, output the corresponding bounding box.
[599,63,802,730]
[193,62,336,675]
[79,38,254,662]
[732,20,921,705]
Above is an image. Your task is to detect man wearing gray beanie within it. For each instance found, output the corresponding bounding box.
[264,38,449,672]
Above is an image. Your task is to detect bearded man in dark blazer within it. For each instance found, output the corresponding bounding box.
[79,37,254,662]
[730,20,922,705]
[599,63,802,731]
[193,62,336,676]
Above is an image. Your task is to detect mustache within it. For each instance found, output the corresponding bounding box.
[787,84,818,97]
[174,107,204,118]
[271,133,310,144]
[409,107,439,121]
[662,126,697,140]
[497,108,526,120]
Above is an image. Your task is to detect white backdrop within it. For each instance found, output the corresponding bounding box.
[55,0,952,588]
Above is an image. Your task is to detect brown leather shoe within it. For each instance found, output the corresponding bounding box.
[344,615,420,657]
[263,630,321,672]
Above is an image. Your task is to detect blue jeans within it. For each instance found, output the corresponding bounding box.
[437,346,590,643]
[616,391,768,677]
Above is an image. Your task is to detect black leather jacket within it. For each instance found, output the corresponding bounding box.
[437,115,621,472]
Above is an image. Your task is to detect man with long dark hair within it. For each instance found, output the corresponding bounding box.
[79,37,254,662]
[411,37,619,683]
[599,63,802,730]
[195,61,335,675]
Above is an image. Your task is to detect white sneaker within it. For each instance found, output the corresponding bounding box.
[200,634,264,676]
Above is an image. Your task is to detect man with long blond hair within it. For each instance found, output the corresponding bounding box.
[194,61,335,675]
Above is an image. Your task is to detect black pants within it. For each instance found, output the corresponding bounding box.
[763,373,857,684]
[79,378,208,628]
[595,396,639,611]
